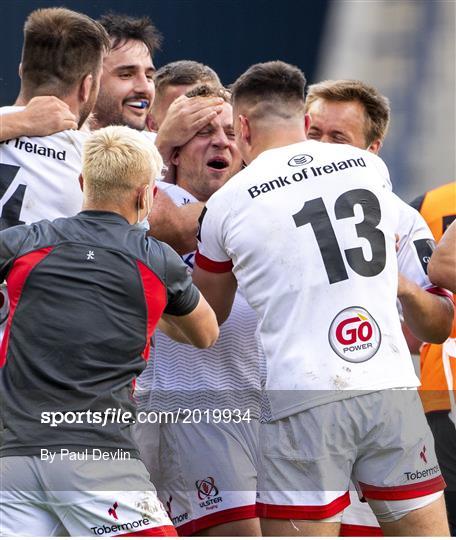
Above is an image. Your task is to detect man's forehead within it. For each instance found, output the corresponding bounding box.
[213,102,233,127]
[309,98,365,122]
[105,39,154,69]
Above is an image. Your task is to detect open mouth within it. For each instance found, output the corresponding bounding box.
[124,99,150,110]
[207,158,229,170]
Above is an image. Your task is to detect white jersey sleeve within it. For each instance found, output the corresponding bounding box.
[195,189,234,271]
[396,202,438,290]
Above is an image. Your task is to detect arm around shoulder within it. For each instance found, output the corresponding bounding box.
[0,97,77,141]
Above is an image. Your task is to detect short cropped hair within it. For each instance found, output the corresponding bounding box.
[21,8,109,98]
[154,60,220,94]
[230,61,306,121]
[305,80,391,144]
[82,126,163,203]
[98,12,162,57]
[185,84,231,103]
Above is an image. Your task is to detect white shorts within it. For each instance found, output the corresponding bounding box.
[0,455,176,537]
[257,389,445,520]
[132,420,161,486]
[147,419,259,535]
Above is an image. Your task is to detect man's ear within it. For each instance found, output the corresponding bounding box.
[146,114,159,132]
[239,114,251,144]
[170,148,180,167]
[79,73,93,104]
[78,173,84,192]
[367,138,382,155]
[138,184,149,211]
[18,63,23,79]
[304,113,311,134]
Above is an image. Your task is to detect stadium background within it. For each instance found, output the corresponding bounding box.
[1,0,454,201]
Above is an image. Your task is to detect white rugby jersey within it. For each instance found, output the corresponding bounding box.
[196,140,425,420]
[0,107,86,340]
[0,106,85,228]
[136,182,262,416]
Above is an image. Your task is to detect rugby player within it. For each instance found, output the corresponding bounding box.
[193,61,450,536]
[304,79,455,536]
[0,125,219,536]
[136,85,262,536]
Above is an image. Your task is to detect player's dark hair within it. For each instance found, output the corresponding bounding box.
[155,61,220,95]
[98,12,162,57]
[231,61,306,114]
[21,8,109,99]
[305,80,391,144]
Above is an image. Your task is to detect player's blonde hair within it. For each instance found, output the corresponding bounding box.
[82,125,163,202]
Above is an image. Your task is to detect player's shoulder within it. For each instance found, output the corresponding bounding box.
[140,130,157,144]
[0,218,58,257]
[145,235,187,280]
[205,164,250,208]
[156,181,197,206]
[410,182,456,212]
[145,234,177,265]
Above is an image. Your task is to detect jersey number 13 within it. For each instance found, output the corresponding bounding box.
[293,188,386,284]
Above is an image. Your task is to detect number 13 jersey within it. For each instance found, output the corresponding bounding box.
[196,140,427,420]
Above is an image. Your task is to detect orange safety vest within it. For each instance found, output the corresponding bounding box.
[410,182,456,413]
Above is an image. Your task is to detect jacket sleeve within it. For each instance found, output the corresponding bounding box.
[0,225,30,281]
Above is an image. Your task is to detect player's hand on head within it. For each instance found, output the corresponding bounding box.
[20,96,78,136]
[155,95,224,163]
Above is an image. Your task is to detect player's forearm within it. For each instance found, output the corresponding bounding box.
[398,276,454,343]
[428,259,456,294]
[0,97,78,141]
[157,317,192,345]
[0,111,31,141]
[159,296,219,349]
[149,193,203,255]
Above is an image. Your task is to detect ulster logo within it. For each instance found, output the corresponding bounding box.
[196,477,223,510]
[329,307,381,363]
[196,477,219,500]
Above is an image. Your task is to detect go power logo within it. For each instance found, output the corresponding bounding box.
[328,307,381,363]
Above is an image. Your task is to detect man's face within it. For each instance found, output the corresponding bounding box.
[150,83,198,129]
[94,39,155,130]
[306,98,372,150]
[172,102,242,202]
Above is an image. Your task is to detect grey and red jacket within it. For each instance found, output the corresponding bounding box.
[0,210,199,457]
